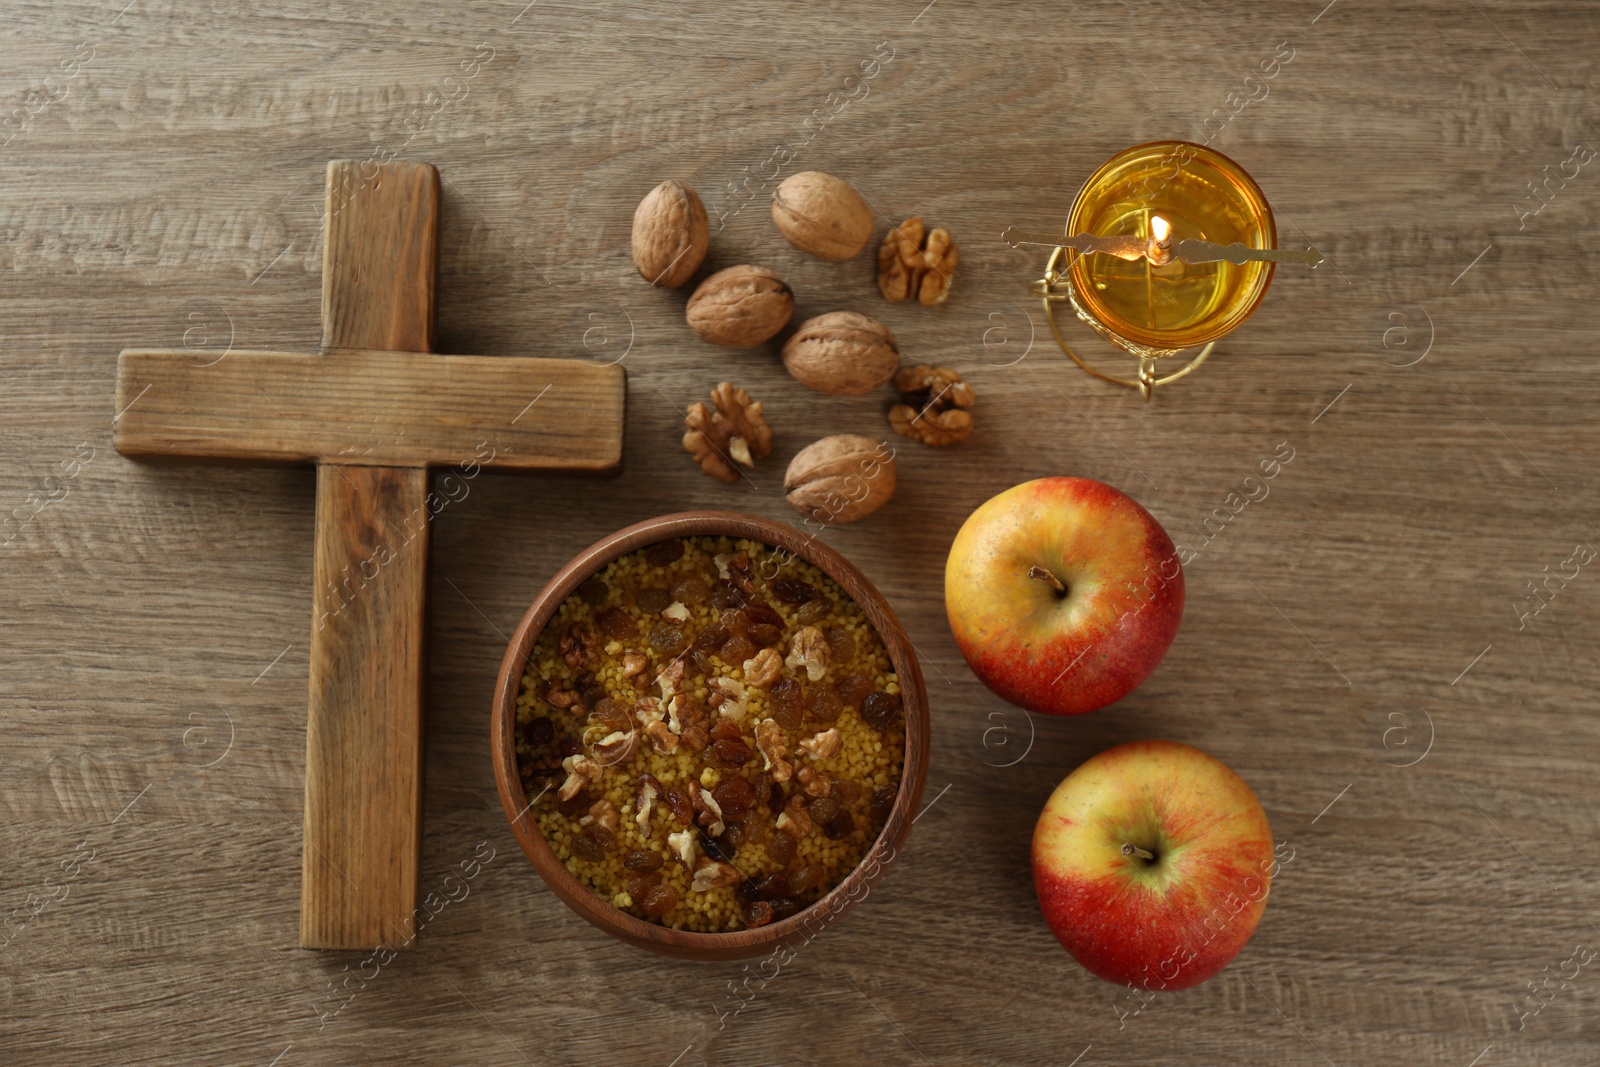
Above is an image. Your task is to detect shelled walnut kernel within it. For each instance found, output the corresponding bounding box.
[888,365,975,446]
[877,218,959,306]
[683,382,774,483]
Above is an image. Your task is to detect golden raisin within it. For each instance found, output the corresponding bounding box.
[666,785,694,826]
[743,603,784,629]
[671,576,710,604]
[625,871,662,898]
[648,623,689,655]
[693,623,728,654]
[589,698,629,731]
[807,794,841,825]
[624,849,664,872]
[835,675,873,706]
[711,738,754,768]
[796,599,832,624]
[595,606,636,639]
[787,864,825,895]
[721,634,757,664]
[773,578,819,603]
[861,691,901,731]
[641,884,679,919]
[713,777,757,820]
[747,623,782,647]
[644,540,685,567]
[806,686,842,725]
[573,826,614,862]
[637,587,672,614]
[768,829,798,866]
[769,679,805,730]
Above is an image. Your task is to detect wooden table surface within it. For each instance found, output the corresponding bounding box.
[3,1,1597,1064]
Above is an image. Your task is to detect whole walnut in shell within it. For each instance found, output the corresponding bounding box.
[771,172,873,261]
[781,312,900,396]
[784,310,908,398]
[784,434,896,525]
[631,180,709,288]
[686,265,795,347]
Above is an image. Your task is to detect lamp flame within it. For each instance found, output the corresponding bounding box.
[1146,214,1174,265]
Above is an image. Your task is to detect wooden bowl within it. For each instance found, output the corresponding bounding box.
[490,510,929,960]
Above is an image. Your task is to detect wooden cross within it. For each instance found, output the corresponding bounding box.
[113,162,625,949]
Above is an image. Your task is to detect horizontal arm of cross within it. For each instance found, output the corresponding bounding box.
[115,347,625,470]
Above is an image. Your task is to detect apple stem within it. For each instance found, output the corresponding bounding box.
[1027,565,1068,597]
[1121,843,1155,861]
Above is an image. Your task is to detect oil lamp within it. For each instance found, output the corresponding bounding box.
[1008,140,1320,401]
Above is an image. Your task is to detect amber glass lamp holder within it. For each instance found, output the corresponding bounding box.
[1027,140,1285,402]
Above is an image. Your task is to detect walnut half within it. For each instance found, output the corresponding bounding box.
[695,788,726,837]
[785,625,831,682]
[591,729,637,767]
[635,773,661,834]
[888,364,975,447]
[777,791,815,837]
[644,719,679,754]
[755,718,792,783]
[683,382,774,483]
[708,676,748,720]
[877,217,959,306]
[743,647,782,689]
[667,827,697,868]
[558,755,601,801]
[690,857,741,893]
[559,624,598,668]
[798,728,842,761]
[584,798,620,832]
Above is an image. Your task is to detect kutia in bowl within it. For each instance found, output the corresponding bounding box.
[491,511,929,960]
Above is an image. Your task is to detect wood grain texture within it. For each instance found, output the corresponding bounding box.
[303,464,430,950]
[114,347,626,470]
[4,0,1599,1063]
[321,161,439,353]
[299,161,437,952]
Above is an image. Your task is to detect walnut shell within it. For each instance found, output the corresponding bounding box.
[771,172,873,261]
[686,265,795,347]
[631,180,709,288]
[783,434,896,525]
[781,312,900,396]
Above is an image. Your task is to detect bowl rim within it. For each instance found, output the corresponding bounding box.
[489,509,930,960]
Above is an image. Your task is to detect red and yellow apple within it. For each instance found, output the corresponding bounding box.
[944,477,1183,716]
[1032,740,1275,990]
